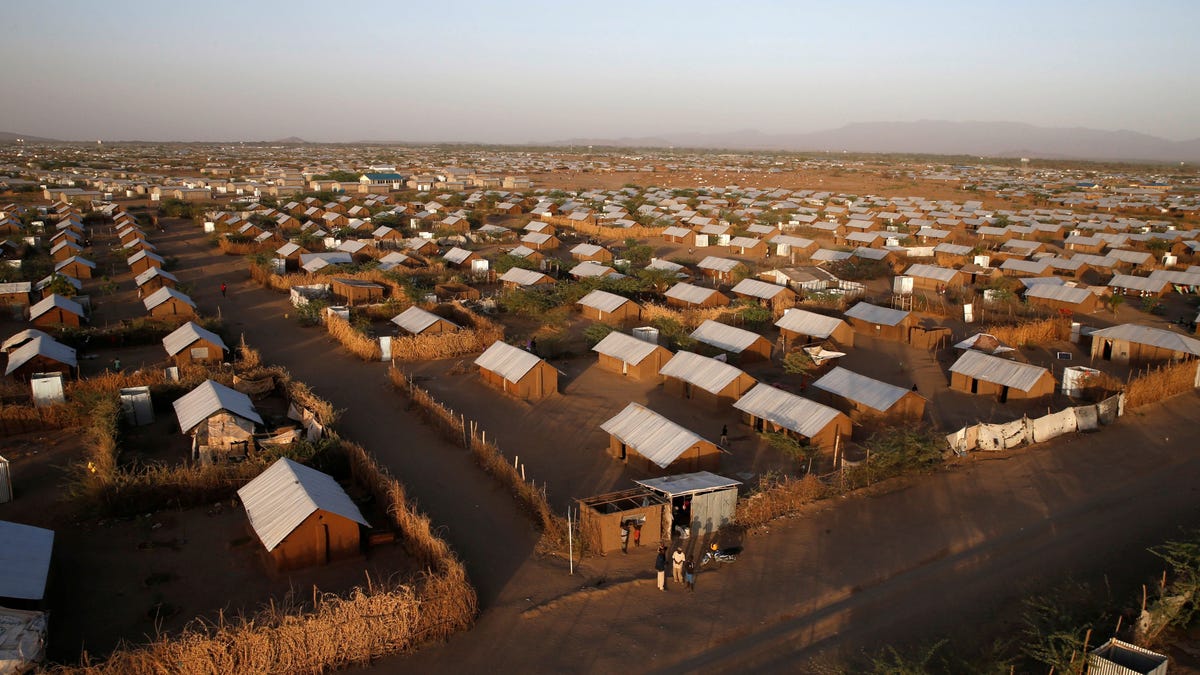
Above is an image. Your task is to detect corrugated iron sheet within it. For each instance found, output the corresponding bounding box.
[237,458,369,552]
[162,321,227,357]
[730,278,788,300]
[658,351,749,395]
[635,471,741,496]
[812,366,910,412]
[689,320,764,354]
[600,403,707,469]
[664,282,722,305]
[844,302,910,327]
[732,383,842,438]
[143,286,196,311]
[173,379,263,435]
[774,309,847,338]
[592,331,663,365]
[577,289,632,314]
[949,350,1050,392]
[391,306,455,334]
[475,340,543,382]
[1090,323,1200,356]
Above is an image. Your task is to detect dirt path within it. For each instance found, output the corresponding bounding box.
[155,218,1200,672]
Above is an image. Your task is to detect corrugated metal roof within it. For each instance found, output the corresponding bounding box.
[237,458,369,552]
[498,267,552,286]
[811,249,853,262]
[949,351,1050,392]
[812,367,911,412]
[1108,274,1168,293]
[904,264,960,282]
[391,306,456,334]
[143,286,196,312]
[664,282,723,305]
[570,243,605,257]
[1024,284,1094,304]
[162,321,228,357]
[599,403,708,469]
[475,340,543,382]
[521,232,553,245]
[591,331,663,365]
[1,329,51,352]
[697,256,741,272]
[300,252,352,272]
[134,266,178,287]
[0,281,31,295]
[662,226,693,238]
[844,302,910,327]
[53,256,95,271]
[689,320,765,354]
[172,379,263,435]
[658,351,751,395]
[634,471,741,496]
[732,383,842,438]
[935,243,972,255]
[29,294,83,320]
[0,520,54,600]
[1090,324,1200,357]
[1149,270,1200,286]
[999,258,1051,274]
[4,335,76,375]
[442,247,474,265]
[577,289,633,314]
[570,261,617,278]
[774,309,847,339]
[730,278,789,300]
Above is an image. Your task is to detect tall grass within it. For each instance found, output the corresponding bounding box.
[325,313,383,361]
[1124,360,1198,409]
[389,306,504,361]
[980,317,1070,347]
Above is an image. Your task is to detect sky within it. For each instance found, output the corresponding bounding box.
[1,0,1197,143]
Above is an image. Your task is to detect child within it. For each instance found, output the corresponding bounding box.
[684,558,695,591]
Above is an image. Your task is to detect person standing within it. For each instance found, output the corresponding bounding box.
[220,282,227,297]
[720,424,728,447]
[632,521,642,548]
[620,522,630,554]
[672,546,686,583]
[655,546,667,591]
[684,558,695,591]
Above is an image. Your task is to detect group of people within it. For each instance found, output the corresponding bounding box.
[654,544,695,592]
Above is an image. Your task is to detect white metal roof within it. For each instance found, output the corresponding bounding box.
[162,321,228,357]
[391,306,456,334]
[577,289,634,314]
[4,335,76,375]
[634,471,741,496]
[732,383,843,438]
[1024,283,1094,304]
[661,226,693,238]
[442,247,474,265]
[2,329,51,353]
[949,351,1050,392]
[591,331,664,365]
[811,249,853,262]
[569,261,617,278]
[521,231,553,245]
[730,278,790,300]
[1107,274,1168,293]
[904,263,960,283]
[999,258,1051,274]
[689,320,765,354]
[664,282,723,305]
[172,379,263,435]
[300,252,352,272]
[697,256,741,272]
[134,266,179,287]
[143,286,196,312]
[498,267,552,286]
[599,403,708,469]
[774,309,848,339]
[237,458,369,552]
[812,367,912,412]
[1089,324,1200,357]
[570,243,605,257]
[474,340,544,382]
[28,294,83,320]
[658,351,750,395]
[0,520,54,600]
[1149,270,1200,286]
[844,302,910,327]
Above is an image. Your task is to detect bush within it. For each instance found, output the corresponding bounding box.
[583,322,616,346]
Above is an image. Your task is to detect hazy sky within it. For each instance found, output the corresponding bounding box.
[1,0,1197,142]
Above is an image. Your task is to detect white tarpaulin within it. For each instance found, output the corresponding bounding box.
[1030,408,1077,443]
[945,425,978,455]
[976,418,1027,451]
[1072,405,1099,431]
[1097,393,1123,424]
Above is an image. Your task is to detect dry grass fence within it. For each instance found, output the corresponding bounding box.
[389,304,505,362]
[734,473,830,530]
[325,313,383,361]
[218,238,272,256]
[979,317,1071,347]
[248,262,409,298]
[1122,359,1199,410]
[558,220,665,241]
[639,302,741,331]
[387,367,569,552]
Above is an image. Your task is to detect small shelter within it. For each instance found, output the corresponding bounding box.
[570,243,613,263]
[843,302,913,343]
[442,246,482,269]
[391,306,459,335]
[591,331,673,381]
[1024,283,1100,313]
[4,335,76,381]
[0,281,32,314]
[1086,638,1167,675]
[732,383,850,452]
[634,472,741,540]
[903,263,966,291]
[331,278,384,306]
[577,289,641,322]
[577,487,668,554]
[730,278,797,311]
[696,256,745,284]
[173,379,264,462]
[53,256,94,280]
[143,286,197,320]
[28,294,84,328]
[162,321,228,366]
[688,319,772,362]
[237,458,369,570]
[811,366,926,421]
[775,308,854,348]
[600,402,722,473]
[1089,323,1200,365]
[126,249,165,275]
[474,340,558,400]
[663,282,730,309]
[499,267,555,289]
[1107,274,1169,298]
[134,266,179,294]
[659,351,757,408]
[948,351,1055,401]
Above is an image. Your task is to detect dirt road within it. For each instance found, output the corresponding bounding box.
[155,218,1200,672]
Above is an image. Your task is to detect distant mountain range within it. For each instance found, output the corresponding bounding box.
[0,131,63,143]
[552,120,1200,163]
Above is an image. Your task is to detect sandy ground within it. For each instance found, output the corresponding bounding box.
[126,211,1200,672]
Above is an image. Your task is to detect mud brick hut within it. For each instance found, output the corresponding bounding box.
[162,321,228,366]
[126,249,165,276]
[591,331,673,381]
[499,267,555,289]
[948,350,1055,402]
[811,366,926,421]
[775,308,854,349]
[237,458,369,571]
[730,278,797,312]
[52,256,94,280]
[577,289,641,322]
[570,243,614,263]
[331,278,385,306]
[688,319,772,363]
[1023,283,1101,314]
[474,340,558,400]
[1089,323,1200,366]
[732,383,851,453]
[658,351,757,409]
[843,302,913,343]
[28,294,84,328]
[391,306,459,336]
[143,286,197,320]
[663,282,730,309]
[578,487,668,554]
[634,472,741,541]
[173,379,264,463]
[0,282,31,315]
[134,266,179,294]
[3,335,76,382]
[600,402,722,474]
